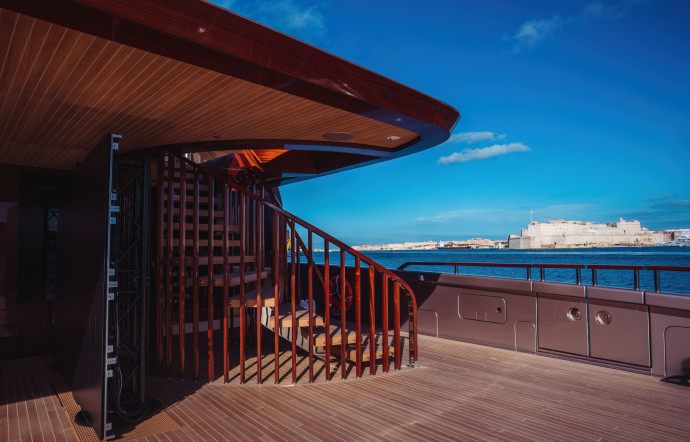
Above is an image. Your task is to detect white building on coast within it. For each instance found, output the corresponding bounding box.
[507,218,668,249]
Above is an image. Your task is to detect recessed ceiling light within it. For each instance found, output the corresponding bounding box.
[323,132,355,141]
[394,117,403,122]
[387,135,401,141]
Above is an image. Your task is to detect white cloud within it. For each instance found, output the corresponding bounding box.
[437,142,530,165]
[510,15,562,52]
[217,0,327,42]
[416,204,597,224]
[508,1,639,52]
[448,131,507,144]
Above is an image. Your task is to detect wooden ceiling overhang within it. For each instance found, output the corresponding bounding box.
[0,0,460,185]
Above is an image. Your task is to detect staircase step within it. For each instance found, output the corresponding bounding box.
[168,222,238,232]
[331,333,394,362]
[304,324,360,346]
[228,286,276,308]
[171,255,255,266]
[163,208,225,217]
[267,303,324,328]
[164,238,241,247]
[185,270,269,287]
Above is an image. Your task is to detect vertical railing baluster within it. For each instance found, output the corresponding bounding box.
[178,161,186,379]
[340,249,347,379]
[207,177,214,382]
[324,241,331,381]
[290,219,297,383]
[355,257,361,378]
[239,194,246,383]
[156,154,165,373]
[308,230,314,382]
[166,157,174,377]
[369,266,375,374]
[256,201,263,384]
[222,183,229,383]
[382,274,389,373]
[654,270,660,292]
[273,211,280,384]
[192,170,200,380]
[393,283,401,370]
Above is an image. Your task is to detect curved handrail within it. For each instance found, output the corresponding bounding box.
[175,154,418,364]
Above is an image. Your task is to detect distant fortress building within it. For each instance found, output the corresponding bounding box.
[507,218,668,249]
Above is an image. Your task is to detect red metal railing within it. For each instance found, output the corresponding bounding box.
[397,261,690,292]
[156,153,417,384]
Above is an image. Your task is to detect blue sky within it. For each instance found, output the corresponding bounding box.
[214,0,690,245]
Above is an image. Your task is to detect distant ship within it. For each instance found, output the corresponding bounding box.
[437,241,471,250]
[659,234,690,247]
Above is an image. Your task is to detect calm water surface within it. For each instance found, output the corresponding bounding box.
[306,247,690,294]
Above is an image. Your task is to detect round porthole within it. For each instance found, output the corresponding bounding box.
[566,307,581,321]
[596,310,612,325]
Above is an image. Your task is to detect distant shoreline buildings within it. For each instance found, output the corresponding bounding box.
[506,218,683,249]
[353,218,689,251]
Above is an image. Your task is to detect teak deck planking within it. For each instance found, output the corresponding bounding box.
[4,334,690,441]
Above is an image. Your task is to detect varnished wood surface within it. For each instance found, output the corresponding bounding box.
[140,334,690,441]
[0,8,418,171]
[3,335,690,441]
[0,1,459,177]
[0,358,79,442]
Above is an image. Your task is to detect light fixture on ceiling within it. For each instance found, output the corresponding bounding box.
[394,117,403,122]
[387,135,401,141]
[323,132,355,141]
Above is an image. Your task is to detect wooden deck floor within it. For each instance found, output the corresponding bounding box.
[3,335,690,441]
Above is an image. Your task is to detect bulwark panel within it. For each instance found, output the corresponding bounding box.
[588,298,650,367]
[537,292,588,356]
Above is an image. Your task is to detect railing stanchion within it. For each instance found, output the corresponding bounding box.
[308,230,315,382]
[540,267,545,282]
[576,268,581,285]
[368,266,376,374]
[393,283,401,371]
[207,176,214,382]
[324,241,331,381]
[654,270,660,292]
[273,211,280,384]
[340,249,347,379]
[239,194,246,383]
[355,257,362,378]
[382,274,389,373]
[454,265,458,274]
[592,268,598,287]
[256,201,263,384]
[634,269,640,291]
[222,183,229,383]
[290,219,297,383]
[192,170,200,381]
[178,163,186,379]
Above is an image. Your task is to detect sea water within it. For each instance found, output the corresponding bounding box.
[305,247,690,294]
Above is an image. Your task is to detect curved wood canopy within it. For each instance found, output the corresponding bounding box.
[0,0,459,184]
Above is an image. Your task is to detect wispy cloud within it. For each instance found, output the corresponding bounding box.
[509,15,562,52]
[416,203,596,225]
[647,194,679,202]
[416,208,520,223]
[448,131,507,144]
[437,142,530,165]
[508,1,640,52]
[215,0,327,42]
